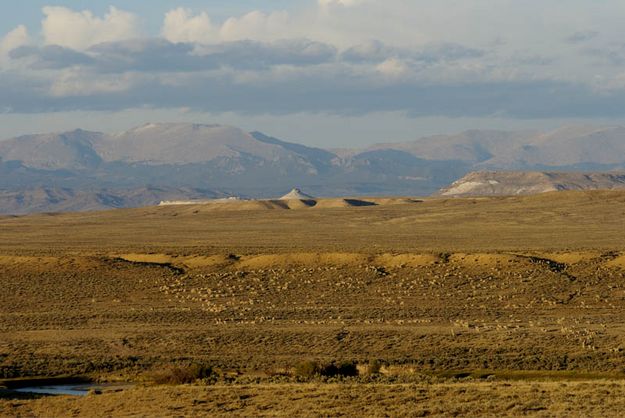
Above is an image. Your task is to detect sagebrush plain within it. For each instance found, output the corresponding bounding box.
[2,191,625,416]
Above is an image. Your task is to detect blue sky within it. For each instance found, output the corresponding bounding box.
[2,1,625,147]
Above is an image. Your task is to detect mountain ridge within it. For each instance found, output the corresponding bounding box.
[438,171,625,197]
[2,122,625,213]
[0,186,226,215]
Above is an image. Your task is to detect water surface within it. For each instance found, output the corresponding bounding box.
[14,383,97,396]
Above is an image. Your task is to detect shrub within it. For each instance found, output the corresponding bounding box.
[320,363,339,377]
[368,359,382,375]
[336,361,359,377]
[295,360,359,379]
[294,360,320,378]
[148,364,214,385]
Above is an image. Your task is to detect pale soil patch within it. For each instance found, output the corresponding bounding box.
[374,253,441,267]
[448,253,523,267]
[174,200,291,212]
[313,198,361,208]
[606,254,625,268]
[116,251,625,271]
[237,253,369,269]
[117,253,231,268]
[117,253,174,264]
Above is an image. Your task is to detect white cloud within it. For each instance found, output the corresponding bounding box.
[42,6,139,50]
[162,9,293,44]
[162,8,216,44]
[220,11,292,42]
[159,2,424,49]
[1,25,30,62]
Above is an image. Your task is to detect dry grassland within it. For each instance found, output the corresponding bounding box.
[0,190,624,254]
[1,191,625,415]
[5,381,625,417]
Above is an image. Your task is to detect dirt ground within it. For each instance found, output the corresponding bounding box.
[1,191,625,416]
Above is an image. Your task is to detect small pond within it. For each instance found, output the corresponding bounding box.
[14,383,97,396]
[3,377,132,397]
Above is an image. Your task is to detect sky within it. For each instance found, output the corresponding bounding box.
[2,1,625,147]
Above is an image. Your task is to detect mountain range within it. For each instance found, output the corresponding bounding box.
[1,123,625,213]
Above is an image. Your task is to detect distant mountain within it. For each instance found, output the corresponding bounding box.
[98,124,307,166]
[364,125,625,170]
[365,129,535,164]
[438,171,625,197]
[2,122,625,213]
[0,122,466,213]
[0,129,105,170]
[0,186,222,215]
[480,126,625,169]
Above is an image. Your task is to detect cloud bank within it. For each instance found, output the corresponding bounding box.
[2,2,625,120]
